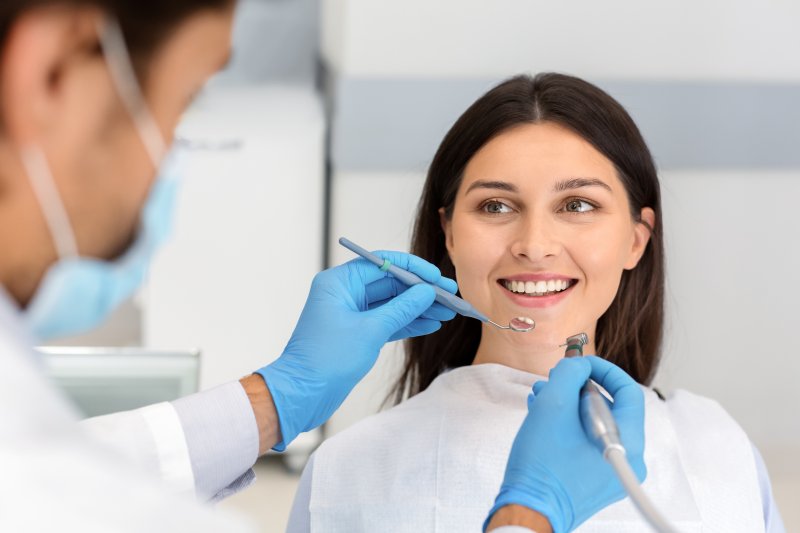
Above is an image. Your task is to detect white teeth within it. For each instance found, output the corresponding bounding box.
[503,279,572,296]
[525,281,535,293]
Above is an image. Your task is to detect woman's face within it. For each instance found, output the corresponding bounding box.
[441,121,654,356]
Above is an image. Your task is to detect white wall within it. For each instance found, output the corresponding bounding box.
[322,0,800,81]
[217,0,320,85]
[328,171,427,434]
[655,169,800,466]
[143,86,325,390]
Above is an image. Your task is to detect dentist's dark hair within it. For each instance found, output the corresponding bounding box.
[0,0,233,78]
[393,73,664,403]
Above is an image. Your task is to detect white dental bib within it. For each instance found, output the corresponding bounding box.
[309,364,763,532]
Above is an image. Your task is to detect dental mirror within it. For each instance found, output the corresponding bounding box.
[488,316,536,332]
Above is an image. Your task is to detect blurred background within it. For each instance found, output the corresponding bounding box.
[46,0,799,530]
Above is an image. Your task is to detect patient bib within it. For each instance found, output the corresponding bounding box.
[309,364,763,532]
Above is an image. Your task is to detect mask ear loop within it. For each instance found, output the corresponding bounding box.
[96,15,166,167]
[19,16,168,264]
[20,146,79,259]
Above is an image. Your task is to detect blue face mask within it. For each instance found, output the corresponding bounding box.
[24,152,183,340]
[21,18,180,341]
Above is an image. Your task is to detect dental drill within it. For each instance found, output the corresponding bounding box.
[565,334,679,533]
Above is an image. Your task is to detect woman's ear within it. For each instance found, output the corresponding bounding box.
[624,207,655,270]
[0,5,103,145]
[439,207,454,256]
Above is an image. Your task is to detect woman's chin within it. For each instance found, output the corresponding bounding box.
[484,323,560,351]
[510,319,586,349]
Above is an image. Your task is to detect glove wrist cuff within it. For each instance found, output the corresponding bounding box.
[485,484,571,533]
[254,365,301,452]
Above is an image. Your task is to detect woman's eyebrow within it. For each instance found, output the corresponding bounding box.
[465,180,519,194]
[553,177,612,193]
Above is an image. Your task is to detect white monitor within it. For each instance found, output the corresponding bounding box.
[38,347,200,418]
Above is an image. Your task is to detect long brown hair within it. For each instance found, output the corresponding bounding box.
[394,73,664,402]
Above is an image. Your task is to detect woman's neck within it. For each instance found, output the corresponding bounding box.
[472,324,597,377]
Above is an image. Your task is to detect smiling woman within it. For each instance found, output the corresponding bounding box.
[286,73,783,533]
[405,73,663,399]
[435,118,657,383]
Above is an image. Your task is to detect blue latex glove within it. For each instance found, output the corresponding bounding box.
[485,356,646,533]
[256,251,457,451]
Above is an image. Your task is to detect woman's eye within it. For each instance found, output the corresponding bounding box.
[482,200,513,214]
[564,199,595,213]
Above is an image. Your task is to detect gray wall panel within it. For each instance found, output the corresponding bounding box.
[332,77,800,171]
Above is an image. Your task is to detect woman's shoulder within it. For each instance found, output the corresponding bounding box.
[315,365,534,460]
[654,387,741,425]
[645,386,756,477]
[645,386,747,435]
[314,385,446,459]
[306,386,455,509]
[643,386,766,530]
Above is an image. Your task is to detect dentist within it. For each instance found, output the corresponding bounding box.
[0,2,645,531]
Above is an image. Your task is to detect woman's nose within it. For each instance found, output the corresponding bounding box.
[509,213,562,263]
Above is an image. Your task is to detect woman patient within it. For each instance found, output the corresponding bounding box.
[286,73,784,532]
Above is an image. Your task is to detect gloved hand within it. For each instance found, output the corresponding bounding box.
[485,356,646,533]
[256,251,457,451]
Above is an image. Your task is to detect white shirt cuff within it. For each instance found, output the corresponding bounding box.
[171,381,260,500]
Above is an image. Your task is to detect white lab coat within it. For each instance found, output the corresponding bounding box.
[0,290,253,532]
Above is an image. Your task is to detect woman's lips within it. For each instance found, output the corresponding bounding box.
[497,278,577,309]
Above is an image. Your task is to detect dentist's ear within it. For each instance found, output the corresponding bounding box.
[624,207,655,270]
[0,5,105,146]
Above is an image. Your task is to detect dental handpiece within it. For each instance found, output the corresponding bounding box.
[339,237,535,332]
[565,334,679,533]
[564,334,624,456]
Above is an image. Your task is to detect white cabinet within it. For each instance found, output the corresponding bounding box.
[142,85,326,461]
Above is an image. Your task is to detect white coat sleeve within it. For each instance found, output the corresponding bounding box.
[81,381,260,501]
[0,430,257,533]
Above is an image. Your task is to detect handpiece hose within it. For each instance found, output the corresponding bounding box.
[565,334,679,533]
